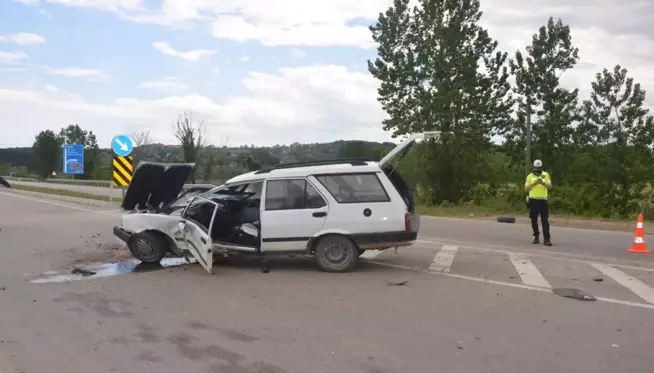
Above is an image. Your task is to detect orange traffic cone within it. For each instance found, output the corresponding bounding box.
[628,213,650,253]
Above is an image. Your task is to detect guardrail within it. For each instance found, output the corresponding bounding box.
[3,176,112,187]
[3,176,219,193]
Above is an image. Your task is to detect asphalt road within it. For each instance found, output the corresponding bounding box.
[1,190,654,373]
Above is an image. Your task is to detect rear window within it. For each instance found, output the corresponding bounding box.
[315,173,390,203]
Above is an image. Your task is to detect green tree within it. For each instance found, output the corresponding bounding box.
[57,124,100,179]
[338,141,377,159]
[368,0,513,204]
[582,65,654,216]
[32,130,62,178]
[244,156,262,171]
[504,17,580,178]
[172,111,205,183]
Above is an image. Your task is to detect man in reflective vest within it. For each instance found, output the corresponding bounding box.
[524,159,552,246]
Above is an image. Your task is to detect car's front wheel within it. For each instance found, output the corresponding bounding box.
[128,231,168,263]
[313,235,359,273]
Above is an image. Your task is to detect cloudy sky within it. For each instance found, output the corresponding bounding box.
[0,0,652,148]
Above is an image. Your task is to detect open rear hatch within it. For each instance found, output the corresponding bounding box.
[377,131,442,214]
[121,161,195,211]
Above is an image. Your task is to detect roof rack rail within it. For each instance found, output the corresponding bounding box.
[254,158,373,174]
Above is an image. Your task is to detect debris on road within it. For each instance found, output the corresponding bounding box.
[0,286,5,291]
[552,288,597,301]
[387,280,408,286]
[71,267,96,276]
[593,275,604,282]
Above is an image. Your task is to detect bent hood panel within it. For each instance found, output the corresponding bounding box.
[121,161,195,210]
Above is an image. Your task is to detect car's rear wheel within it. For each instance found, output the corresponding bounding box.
[314,235,359,273]
[128,231,168,263]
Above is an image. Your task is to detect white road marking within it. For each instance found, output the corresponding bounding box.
[360,250,382,259]
[1,191,117,217]
[428,245,458,273]
[363,259,654,311]
[417,239,654,273]
[509,253,551,288]
[590,263,654,304]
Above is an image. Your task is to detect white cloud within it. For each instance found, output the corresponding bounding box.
[47,67,110,81]
[209,15,375,48]
[38,0,142,12]
[0,65,389,146]
[239,56,250,62]
[44,84,59,92]
[0,51,29,65]
[291,48,307,59]
[152,41,216,61]
[138,76,188,92]
[0,32,46,45]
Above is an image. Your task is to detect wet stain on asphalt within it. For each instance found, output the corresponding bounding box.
[53,292,134,318]
[136,324,161,343]
[184,321,259,342]
[30,257,194,283]
[136,349,164,363]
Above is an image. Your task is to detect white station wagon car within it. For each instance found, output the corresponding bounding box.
[113,132,440,274]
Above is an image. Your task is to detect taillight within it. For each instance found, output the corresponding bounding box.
[405,213,412,231]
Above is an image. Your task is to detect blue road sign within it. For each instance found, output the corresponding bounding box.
[62,144,85,175]
[112,134,134,157]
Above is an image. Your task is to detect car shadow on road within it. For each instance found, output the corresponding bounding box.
[213,255,399,274]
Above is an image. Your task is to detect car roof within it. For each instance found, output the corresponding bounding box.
[225,159,382,185]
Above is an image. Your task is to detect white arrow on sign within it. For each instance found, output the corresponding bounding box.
[115,138,129,152]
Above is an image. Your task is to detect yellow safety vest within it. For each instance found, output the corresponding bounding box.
[525,172,551,199]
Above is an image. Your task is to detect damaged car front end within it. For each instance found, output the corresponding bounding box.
[114,161,263,274]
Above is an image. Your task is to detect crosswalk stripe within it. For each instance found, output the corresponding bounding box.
[509,253,551,288]
[590,263,654,304]
[429,245,458,273]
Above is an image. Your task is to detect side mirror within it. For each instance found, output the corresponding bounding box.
[239,223,258,237]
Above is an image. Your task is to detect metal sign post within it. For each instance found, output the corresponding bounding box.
[111,134,135,194]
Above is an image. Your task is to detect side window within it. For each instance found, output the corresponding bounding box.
[315,173,390,203]
[265,179,327,210]
[305,182,327,209]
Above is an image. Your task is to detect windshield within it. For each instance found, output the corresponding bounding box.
[169,188,209,208]
[198,181,262,202]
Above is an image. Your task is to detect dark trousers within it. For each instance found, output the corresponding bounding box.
[528,198,550,240]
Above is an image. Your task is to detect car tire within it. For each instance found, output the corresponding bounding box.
[127,231,168,263]
[314,235,359,273]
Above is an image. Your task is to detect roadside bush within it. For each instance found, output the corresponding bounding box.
[414,180,654,220]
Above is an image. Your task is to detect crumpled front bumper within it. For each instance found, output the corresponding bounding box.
[113,225,133,243]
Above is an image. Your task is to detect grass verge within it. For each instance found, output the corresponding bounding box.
[417,204,646,233]
[10,184,121,202]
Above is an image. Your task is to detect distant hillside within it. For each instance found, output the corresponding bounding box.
[0,140,395,180]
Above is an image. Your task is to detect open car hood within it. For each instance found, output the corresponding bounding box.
[121,161,195,210]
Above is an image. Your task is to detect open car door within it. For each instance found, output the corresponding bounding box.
[176,195,218,274]
[378,131,443,169]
